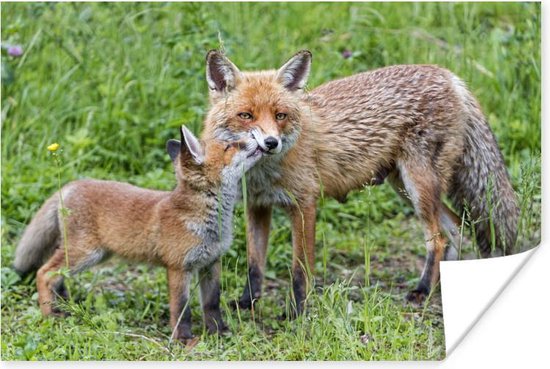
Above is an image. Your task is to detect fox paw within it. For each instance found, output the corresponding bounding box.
[278,305,304,321]
[230,297,256,311]
[278,312,295,321]
[405,289,428,305]
[50,306,70,318]
[180,336,200,349]
[206,321,229,336]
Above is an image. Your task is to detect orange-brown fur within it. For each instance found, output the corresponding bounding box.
[14,127,262,341]
[202,50,519,314]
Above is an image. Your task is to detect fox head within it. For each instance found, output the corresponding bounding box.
[167,125,262,190]
[202,50,312,157]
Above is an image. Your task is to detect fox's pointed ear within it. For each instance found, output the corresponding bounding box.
[180,126,205,165]
[166,139,181,163]
[276,50,312,91]
[206,50,241,96]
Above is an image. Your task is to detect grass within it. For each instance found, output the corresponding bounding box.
[1,2,540,361]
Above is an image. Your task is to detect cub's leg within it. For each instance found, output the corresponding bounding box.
[36,248,66,316]
[199,260,227,334]
[167,268,192,342]
[36,244,104,316]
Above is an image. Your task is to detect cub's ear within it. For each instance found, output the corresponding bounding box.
[206,50,242,97]
[276,50,312,91]
[166,139,181,163]
[180,125,205,165]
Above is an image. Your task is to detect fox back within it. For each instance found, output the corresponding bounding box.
[202,52,517,255]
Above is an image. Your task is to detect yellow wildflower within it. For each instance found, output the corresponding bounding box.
[47,143,60,152]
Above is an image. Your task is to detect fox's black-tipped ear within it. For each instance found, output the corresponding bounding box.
[276,50,312,91]
[166,139,181,163]
[206,50,241,96]
[180,125,205,165]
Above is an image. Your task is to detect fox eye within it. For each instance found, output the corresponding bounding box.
[275,113,287,121]
[238,112,253,120]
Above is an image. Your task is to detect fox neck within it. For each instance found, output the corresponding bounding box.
[243,121,306,208]
[207,169,242,246]
[180,168,242,270]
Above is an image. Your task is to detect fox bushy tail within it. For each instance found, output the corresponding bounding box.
[449,78,519,256]
[13,195,60,275]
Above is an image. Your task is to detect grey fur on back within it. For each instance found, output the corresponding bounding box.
[13,195,60,275]
[449,77,519,255]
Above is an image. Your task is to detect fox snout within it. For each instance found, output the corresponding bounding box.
[229,135,263,163]
[251,128,282,154]
[230,135,260,155]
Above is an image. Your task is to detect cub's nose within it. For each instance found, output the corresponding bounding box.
[264,136,279,150]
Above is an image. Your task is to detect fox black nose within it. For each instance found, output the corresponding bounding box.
[264,136,279,150]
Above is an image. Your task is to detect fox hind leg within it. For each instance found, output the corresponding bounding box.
[36,248,67,316]
[36,242,104,316]
[54,280,69,300]
[394,160,449,304]
[440,205,462,261]
[389,172,461,262]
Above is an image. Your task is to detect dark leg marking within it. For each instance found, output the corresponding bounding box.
[175,295,193,341]
[53,279,68,300]
[199,263,227,335]
[289,265,306,319]
[406,250,434,304]
[234,264,263,310]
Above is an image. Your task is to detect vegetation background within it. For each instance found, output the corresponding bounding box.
[1,2,540,361]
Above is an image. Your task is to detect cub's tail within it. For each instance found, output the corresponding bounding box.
[13,195,60,275]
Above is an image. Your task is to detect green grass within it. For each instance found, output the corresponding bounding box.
[1,2,540,361]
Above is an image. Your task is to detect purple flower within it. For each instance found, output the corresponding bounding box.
[7,45,23,57]
[341,49,353,59]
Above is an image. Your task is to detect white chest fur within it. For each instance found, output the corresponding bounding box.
[244,128,301,208]
[245,157,293,208]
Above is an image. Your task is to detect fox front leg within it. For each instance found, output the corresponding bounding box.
[167,268,193,343]
[199,260,228,335]
[287,200,316,318]
[235,204,273,310]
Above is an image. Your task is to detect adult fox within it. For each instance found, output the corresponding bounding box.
[202,50,519,314]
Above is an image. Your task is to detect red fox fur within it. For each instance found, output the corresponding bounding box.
[13,126,263,341]
[201,50,519,314]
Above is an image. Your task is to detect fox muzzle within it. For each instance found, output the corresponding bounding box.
[251,128,282,154]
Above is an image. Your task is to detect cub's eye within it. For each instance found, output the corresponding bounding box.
[275,113,287,121]
[238,112,253,120]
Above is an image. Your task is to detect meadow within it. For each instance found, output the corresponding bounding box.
[1,2,540,360]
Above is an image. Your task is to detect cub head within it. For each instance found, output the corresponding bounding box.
[203,50,312,157]
[167,125,263,190]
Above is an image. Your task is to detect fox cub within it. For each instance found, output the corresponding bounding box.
[13,126,263,341]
